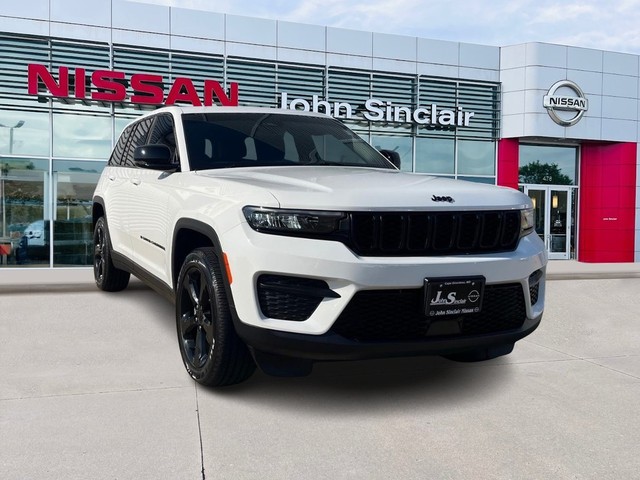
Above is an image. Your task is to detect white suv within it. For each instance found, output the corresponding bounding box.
[93,106,547,387]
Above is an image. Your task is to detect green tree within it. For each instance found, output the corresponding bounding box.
[519,160,572,185]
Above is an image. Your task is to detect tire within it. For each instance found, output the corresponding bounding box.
[176,247,256,387]
[93,217,130,292]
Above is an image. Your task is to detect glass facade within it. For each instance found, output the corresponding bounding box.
[519,144,579,260]
[0,32,500,268]
[519,144,578,186]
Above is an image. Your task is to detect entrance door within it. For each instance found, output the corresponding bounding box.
[524,186,573,260]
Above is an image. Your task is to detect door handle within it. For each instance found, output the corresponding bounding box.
[131,178,141,186]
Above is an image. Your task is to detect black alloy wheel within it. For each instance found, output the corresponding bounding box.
[176,247,255,386]
[93,217,130,292]
[179,263,216,371]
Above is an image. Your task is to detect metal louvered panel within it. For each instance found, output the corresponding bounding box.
[112,46,170,112]
[328,69,371,105]
[457,82,500,139]
[0,35,50,108]
[417,78,500,140]
[113,46,170,75]
[170,53,225,98]
[227,58,277,107]
[419,79,457,108]
[50,40,111,112]
[51,40,110,71]
[277,64,325,99]
[372,74,416,105]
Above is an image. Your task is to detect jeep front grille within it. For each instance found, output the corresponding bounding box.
[348,211,521,256]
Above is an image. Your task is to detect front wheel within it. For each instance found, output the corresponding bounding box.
[176,247,255,387]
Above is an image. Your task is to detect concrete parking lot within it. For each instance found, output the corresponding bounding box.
[1,267,640,479]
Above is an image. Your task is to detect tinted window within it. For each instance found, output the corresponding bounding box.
[148,113,179,165]
[182,113,394,170]
[121,117,154,167]
[109,123,133,167]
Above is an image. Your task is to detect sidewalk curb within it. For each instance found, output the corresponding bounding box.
[547,272,640,281]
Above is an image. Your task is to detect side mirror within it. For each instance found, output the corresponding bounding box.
[134,145,176,171]
[379,149,401,169]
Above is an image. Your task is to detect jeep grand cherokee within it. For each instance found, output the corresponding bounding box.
[92,106,547,386]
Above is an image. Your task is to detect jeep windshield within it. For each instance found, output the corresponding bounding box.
[182,112,395,170]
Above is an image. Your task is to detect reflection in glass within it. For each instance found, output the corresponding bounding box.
[527,188,546,244]
[550,189,568,253]
[415,137,454,174]
[372,135,413,172]
[115,115,139,142]
[53,160,104,266]
[519,145,577,185]
[0,111,50,157]
[0,158,49,267]
[457,139,495,175]
[53,113,113,159]
[457,176,496,185]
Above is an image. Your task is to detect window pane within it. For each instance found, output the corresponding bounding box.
[415,137,454,174]
[53,160,104,266]
[371,135,413,172]
[53,113,112,159]
[458,140,495,175]
[457,176,496,185]
[115,116,138,140]
[519,145,577,185]
[0,111,50,157]
[0,158,49,267]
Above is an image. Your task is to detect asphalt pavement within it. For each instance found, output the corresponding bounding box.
[1,263,640,479]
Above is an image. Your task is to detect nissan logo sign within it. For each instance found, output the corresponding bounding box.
[543,80,588,126]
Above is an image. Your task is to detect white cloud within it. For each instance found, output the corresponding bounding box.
[134,0,640,53]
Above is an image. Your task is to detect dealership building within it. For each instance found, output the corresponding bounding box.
[1,0,639,276]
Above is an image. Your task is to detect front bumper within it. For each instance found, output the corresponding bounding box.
[221,222,547,335]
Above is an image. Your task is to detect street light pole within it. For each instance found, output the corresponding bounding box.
[0,120,25,154]
[0,120,25,239]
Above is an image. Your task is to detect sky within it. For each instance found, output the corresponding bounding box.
[137,0,640,55]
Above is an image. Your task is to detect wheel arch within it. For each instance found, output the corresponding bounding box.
[92,197,106,228]
[172,219,227,292]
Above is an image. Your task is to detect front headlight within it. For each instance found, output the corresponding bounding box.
[520,208,535,236]
[243,206,345,235]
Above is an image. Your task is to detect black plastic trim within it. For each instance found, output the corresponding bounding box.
[110,251,175,303]
[234,313,543,361]
[92,197,106,226]
[171,218,235,310]
[258,279,341,299]
[140,235,166,251]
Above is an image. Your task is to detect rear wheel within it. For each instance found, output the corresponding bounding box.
[93,217,130,292]
[176,247,255,387]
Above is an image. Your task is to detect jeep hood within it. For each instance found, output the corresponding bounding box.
[196,166,531,210]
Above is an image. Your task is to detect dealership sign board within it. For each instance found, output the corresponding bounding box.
[280,93,476,127]
[27,64,239,106]
[28,64,477,127]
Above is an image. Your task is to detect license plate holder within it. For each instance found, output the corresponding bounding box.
[424,276,485,317]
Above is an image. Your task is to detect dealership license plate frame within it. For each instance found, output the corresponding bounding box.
[424,276,485,317]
